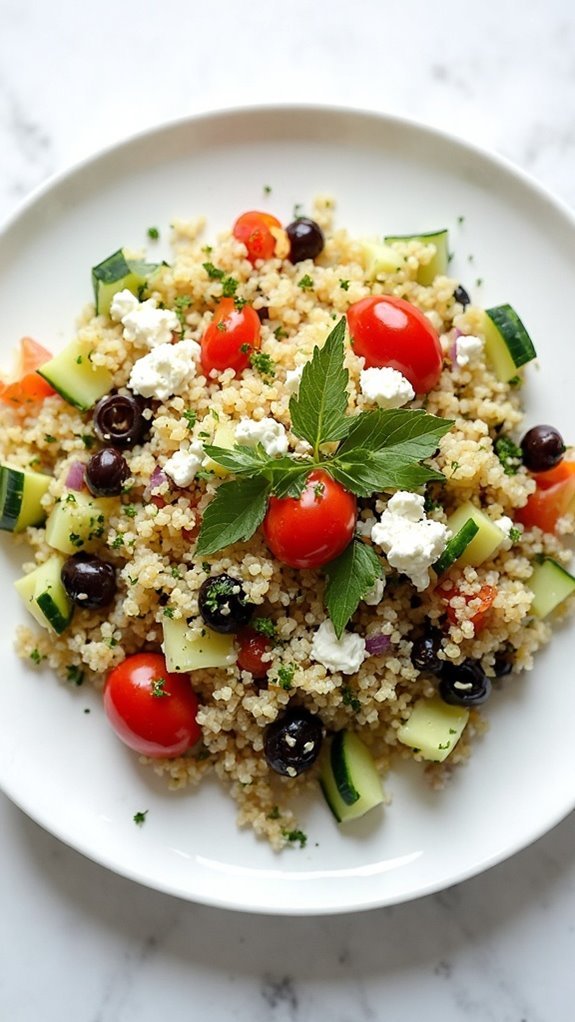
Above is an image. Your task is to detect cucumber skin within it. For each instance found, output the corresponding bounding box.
[35,591,72,634]
[433,518,479,575]
[529,557,575,618]
[0,466,50,532]
[330,730,360,806]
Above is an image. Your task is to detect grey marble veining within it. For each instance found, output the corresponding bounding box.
[1,0,575,1019]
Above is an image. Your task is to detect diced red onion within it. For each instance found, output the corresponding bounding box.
[146,465,168,496]
[65,460,85,490]
[448,328,462,363]
[365,633,391,656]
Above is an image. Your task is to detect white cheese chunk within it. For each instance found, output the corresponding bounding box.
[310,620,366,675]
[371,491,449,591]
[235,417,288,457]
[362,576,386,606]
[359,366,415,408]
[128,339,201,402]
[110,288,180,348]
[285,365,304,394]
[163,441,205,487]
[455,334,484,367]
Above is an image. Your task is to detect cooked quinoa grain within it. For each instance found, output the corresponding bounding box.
[2,198,574,851]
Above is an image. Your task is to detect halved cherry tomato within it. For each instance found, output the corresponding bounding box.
[347,295,443,394]
[233,211,282,264]
[0,336,55,406]
[263,469,357,569]
[516,461,575,534]
[200,298,261,376]
[236,627,272,677]
[439,582,497,632]
[103,652,201,758]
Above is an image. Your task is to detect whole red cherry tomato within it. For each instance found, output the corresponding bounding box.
[103,652,201,758]
[200,298,261,376]
[263,470,357,569]
[236,627,272,677]
[233,211,282,264]
[347,295,443,394]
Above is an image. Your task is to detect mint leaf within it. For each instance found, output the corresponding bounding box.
[195,476,271,555]
[289,318,351,455]
[324,540,382,638]
[338,408,452,460]
[329,450,442,497]
[203,444,311,497]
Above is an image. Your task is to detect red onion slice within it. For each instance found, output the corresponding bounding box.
[144,465,168,498]
[65,460,85,490]
[365,633,391,656]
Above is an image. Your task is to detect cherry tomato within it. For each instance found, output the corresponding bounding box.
[516,461,575,534]
[347,295,443,394]
[233,210,282,264]
[263,470,357,569]
[103,652,201,758]
[0,336,55,406]
[439,582,497,632]
[236,627,272,677]
[200,298,261,376]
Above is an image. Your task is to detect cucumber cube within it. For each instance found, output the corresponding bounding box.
[202,421,236,477]
[37,339,114,411]
[320,731,384,824]
[360,240,405,279]
[14,555,73,635]
[384,230,448,286]
[529,557,575,618]
[397,695,469,762]
[445,502,506,567]
[162,617,236,673]
[45,491,115,555]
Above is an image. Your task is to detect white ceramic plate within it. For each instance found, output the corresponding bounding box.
[1,106,574,915]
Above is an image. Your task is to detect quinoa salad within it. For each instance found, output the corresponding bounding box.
[1,199,574,851]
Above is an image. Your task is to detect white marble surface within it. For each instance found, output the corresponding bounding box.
[1,0,575,1017]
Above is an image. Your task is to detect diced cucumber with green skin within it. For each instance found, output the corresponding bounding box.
[433,518,479,575]
[319,731,384,823]
[92,248,163,315]
[360,240,405,280]
[483,304,537,383]
[162,616,236,673]
[396,695,469,762]
[44,490,115,555]
[384,229,449,285]
[529,557,575,618]
[14,555,73,635]
[37,339,114,411]
[444,502,506,567]
[0,465,51,532]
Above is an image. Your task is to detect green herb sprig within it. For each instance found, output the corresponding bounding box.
[195,318,452,634]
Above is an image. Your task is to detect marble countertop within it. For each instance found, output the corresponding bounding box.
[1,0,575,1018]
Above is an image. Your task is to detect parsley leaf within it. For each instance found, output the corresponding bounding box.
[324,540,382,637]
[195,476,271,556]
[289,318,351,456]
[494,435,522,476]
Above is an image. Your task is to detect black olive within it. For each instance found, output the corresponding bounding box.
[493,652,513,677]
[85,447,130,497]
[93,393,150,448]
[453,284,471,308]
[263,707,324,776]
[439,659,491,707]
[411,630,444,674]
[285,217,325,263]
[61,553,117,609]
[520,425,565,473]
[256,307,269,323]
[198,573,255,634]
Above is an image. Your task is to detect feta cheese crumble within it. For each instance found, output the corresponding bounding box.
[163,441,205,487]
[359,366,415,408]
[363,576,386,606]
[371,491,449,591]
[285,365,304,394]
[493,515,515,550]
[235,417,289,457]
[310,620,366,675]
[455,334,484,367]
[128,339,201,402]
[110,288,180,348]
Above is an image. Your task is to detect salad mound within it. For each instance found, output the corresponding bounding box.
[1,198,574,850]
